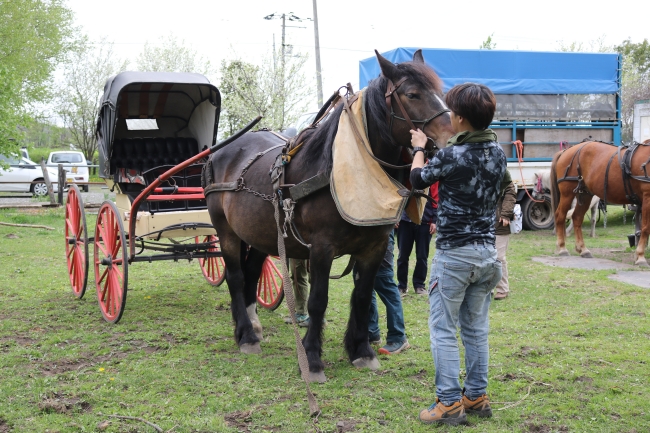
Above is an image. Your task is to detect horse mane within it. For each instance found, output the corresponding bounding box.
[300,61,444,175]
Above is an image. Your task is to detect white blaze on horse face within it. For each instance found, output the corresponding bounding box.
[435,95,451,118]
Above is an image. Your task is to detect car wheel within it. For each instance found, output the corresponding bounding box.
[31,180,49,197]
[82,185,89,192]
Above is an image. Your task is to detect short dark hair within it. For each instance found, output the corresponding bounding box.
[445,83,496,130]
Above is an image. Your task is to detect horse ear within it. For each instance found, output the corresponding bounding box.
[413,49,424,63]
[375,49,398,80]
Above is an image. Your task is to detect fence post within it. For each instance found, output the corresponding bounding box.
[39,159,56,205]
[57,163,65,205]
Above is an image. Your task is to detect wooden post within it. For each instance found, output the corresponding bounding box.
[39,159,56,205]
[57,163,65,205]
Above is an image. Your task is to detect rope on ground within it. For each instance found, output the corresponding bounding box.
[0,221,55,230]
[496,385,531,411]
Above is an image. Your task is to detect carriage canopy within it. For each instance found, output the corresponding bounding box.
[96,72,221,178]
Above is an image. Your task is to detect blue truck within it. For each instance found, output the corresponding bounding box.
[360,48,622,230]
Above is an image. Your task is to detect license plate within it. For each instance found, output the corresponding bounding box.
[66,178,74,183]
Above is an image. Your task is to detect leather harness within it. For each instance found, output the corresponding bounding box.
[557,140,650,207]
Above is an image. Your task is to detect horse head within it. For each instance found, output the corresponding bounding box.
[375,49,455,152]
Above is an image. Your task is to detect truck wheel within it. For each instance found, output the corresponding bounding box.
[521,195,554,231]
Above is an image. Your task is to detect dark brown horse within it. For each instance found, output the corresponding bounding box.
[203,51,454,381]
[550,140,650,266]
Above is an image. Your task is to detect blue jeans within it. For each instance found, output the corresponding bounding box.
[427,243,501,405]
[369,268,407,344]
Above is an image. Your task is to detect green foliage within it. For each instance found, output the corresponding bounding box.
[615,38,650,74]
[22,118,71,150]
[219,48,313,137]
[0,0,76,155]
[479,34,496,50]
[615,39,650,142]
[0,206,649,431]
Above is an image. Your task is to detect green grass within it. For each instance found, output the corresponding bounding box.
[0,206,648,432]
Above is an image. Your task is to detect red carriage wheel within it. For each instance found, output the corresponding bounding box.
[65,184,89,298]
[256,255,284,310]
[196,235,226,286]
[94,201,129,323]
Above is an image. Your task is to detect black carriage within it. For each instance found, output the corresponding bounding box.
[64,72,283,323]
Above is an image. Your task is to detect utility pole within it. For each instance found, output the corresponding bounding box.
[312,0,323,106]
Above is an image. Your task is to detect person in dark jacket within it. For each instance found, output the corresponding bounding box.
[494,182,517,299]
[396,182,438,295]
[410,83,510,426]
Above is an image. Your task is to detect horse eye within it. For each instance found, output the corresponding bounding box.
[405,93,419,100]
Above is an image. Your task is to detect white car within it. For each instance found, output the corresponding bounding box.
[47,151,89,192]
[0,154,59,196]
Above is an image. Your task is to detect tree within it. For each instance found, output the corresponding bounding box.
[556,37,650,142]
[219,49,313,137]
[136,35,214,77]
[615,39,650,142]
[56,38,128,164]
[0,0,76,156]
[479,34,496,50]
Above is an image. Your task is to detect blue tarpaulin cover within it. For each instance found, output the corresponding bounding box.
[359,48,620,94]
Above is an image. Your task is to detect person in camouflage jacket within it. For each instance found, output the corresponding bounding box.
[409,83,508,426]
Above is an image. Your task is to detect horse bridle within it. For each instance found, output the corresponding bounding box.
[384,76,450,148]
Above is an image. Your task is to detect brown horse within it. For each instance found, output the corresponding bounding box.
[203,50,454,382]
[550,140,650,266]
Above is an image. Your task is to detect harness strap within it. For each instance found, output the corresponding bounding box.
[328,256,356,280]
[602,148,618,227]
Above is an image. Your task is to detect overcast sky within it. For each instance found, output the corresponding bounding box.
[66,0,648,112]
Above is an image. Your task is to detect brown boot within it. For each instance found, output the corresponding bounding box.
[419,398,468,425]
[462,393,492,418]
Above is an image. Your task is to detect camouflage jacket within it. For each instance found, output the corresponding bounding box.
[411,141,507,249]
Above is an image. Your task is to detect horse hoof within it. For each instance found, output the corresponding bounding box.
[352,357,380,370]
[634,258,649,267]
[580,251,593,258]
[240,343,261,354]
[308,371,327,383]
[557,250,570,257]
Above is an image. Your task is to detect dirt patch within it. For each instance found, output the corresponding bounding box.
[0,417,10,433]
[224,410,253,430]
[38,392,92,414]
[409,368,428,381]
[336,420,357,432]
[40,351,129,376]
[573,376,593,383]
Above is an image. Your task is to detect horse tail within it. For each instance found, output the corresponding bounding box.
[550,151,562,218]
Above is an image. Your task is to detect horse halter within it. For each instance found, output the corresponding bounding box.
[384,77,450,147]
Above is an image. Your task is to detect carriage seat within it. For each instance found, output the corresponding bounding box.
[110,137,199,174]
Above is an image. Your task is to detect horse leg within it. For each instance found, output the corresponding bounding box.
[634,198,649,267]
[217,226,261,354]
[302,245,334,383]
[589,199,598,238]
[344,254,383,371]
[555,191,575,256]
[571,195,594,258]
[242,247,268,340]
[565,198,577,236]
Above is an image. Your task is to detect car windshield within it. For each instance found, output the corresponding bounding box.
[51,153,84,163]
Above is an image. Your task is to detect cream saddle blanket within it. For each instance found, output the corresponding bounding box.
[330,90,425,226]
